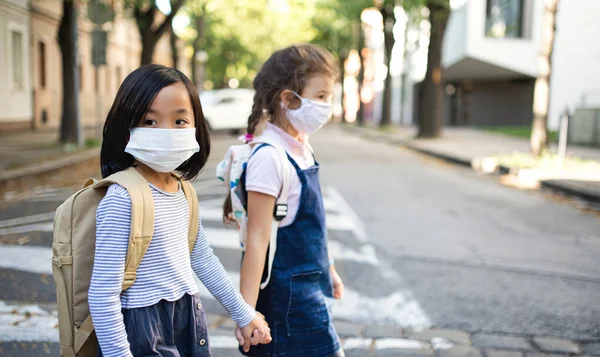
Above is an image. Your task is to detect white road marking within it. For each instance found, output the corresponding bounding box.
[342,338,373,350]
[432,337,455,350]
[206,335,240,349]
[375,338,427,350]
[323,187,368,241]
[0,325,59,342]
[326,240,380,266]
[204,228,382,266]
[194,271,431,329]
[0,237,381,281]
[0,245,52,275]
[0,185,433,342]
[201,210,359,233]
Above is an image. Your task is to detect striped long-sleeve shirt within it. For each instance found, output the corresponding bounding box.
[88,183,255,357]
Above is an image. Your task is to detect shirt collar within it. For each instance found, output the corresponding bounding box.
[257,122,313,155]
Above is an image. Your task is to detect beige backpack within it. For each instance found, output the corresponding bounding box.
[52,167,199,357]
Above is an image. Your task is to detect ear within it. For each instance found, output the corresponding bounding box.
[279,90,295,109]
[280,90,301,110]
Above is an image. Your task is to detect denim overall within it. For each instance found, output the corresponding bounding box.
[241,144,341,357]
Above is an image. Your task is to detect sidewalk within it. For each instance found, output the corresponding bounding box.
[342,124,600,206]
[0,129,101,195]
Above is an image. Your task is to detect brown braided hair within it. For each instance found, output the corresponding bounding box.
[222,43,338,223]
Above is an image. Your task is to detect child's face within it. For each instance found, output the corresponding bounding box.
[138,82,195,129]
[300,74,335,104]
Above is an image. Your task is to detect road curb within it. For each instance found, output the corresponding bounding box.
[341,125,512,175]
[342,124,600,206]
[540,179,600,205]
[0,148,100,193]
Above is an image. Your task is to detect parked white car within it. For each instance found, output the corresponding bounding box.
[199,88,255,132]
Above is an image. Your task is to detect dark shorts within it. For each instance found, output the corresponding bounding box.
[98,293,211,357]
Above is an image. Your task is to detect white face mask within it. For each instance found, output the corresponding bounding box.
[281,91,332,135]
[125,127,200,173]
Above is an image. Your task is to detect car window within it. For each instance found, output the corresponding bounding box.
[217,97,236,104]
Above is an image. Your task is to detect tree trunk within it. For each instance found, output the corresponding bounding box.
[418,1,450,138]
[530,0,559,157]
[170,28,178,68]
[356,23,366,126]
[135,0,184,66]
[140,32,157,66]
[339,52,347,123]
[399,10,410,126]
[191,12,205,89]
[379,3,396,128]
[58,0,82,146]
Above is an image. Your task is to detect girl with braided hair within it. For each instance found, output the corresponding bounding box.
[223,44,345,357]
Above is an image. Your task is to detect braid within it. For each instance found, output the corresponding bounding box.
[247,91,264,135]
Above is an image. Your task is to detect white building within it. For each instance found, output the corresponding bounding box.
[0,0,33,131]
[442,0,600,130]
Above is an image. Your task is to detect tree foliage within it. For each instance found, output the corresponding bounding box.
[180,0,319,89]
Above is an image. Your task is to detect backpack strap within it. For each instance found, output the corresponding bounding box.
[95,167,154,292]
[251,142,291,289]
[178,178,199,253]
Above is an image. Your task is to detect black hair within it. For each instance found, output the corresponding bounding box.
[100,64,210,180]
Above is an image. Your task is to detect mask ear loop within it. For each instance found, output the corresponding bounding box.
[281,91,303,110]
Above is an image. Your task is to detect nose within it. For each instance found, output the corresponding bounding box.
[158,121,177,129]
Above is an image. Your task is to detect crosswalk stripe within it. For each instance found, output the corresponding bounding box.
[0,192,359,237]
[0,183,433,342]
[0,229,381,277]
[203,228,382,266]
[194,271,430,329]
[0,245,52,275]
[0,243,430,328]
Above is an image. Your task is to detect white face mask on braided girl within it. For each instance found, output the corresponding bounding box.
[280,91,332,135]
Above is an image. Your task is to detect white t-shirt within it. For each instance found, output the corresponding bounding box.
[245,122,315,227]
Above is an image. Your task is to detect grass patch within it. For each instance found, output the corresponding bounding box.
[481,126,559,142]
[377,125,400,134]
[85,137,101,148]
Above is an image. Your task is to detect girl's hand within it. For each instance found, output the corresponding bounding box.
[331,269,344,300]
[235,312,272,352]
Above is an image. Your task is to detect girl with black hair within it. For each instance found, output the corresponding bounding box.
[88,64,271,357]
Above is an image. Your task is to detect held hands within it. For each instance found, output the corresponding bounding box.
[235,312,272,352]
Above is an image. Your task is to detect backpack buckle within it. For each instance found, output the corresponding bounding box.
[274,204,288,221]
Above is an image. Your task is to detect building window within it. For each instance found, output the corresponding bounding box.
[10,29,25,90]
[485,0,524,38]
[39,41,47,89]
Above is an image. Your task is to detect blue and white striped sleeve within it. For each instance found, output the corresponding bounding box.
[190,218,256,327]
[88,185,133,357]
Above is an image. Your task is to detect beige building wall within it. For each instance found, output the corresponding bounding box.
[29,0,184,132]
[0,0,33,131]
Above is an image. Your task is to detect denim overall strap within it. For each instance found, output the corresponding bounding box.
[245,154,340,357]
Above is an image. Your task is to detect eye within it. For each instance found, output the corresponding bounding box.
[175,119,189,125]
[142,119,157,126]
